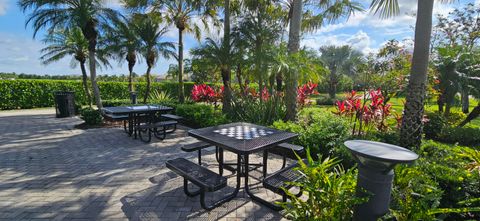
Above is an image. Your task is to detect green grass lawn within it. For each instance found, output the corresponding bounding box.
[311,93,480,128]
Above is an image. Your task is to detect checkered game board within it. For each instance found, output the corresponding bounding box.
[213,125,274,140]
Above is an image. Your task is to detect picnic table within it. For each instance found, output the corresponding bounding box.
[102,105,174,139]
[187,122,298,209]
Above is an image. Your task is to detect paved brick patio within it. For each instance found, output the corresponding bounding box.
[0,108,290,220]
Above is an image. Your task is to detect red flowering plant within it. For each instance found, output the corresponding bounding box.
[297,82,319,106]
[191,84,222,107]
[335,89,394,136]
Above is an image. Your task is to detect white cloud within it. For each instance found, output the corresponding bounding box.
[0,0,8,16]
[302,30,375,54]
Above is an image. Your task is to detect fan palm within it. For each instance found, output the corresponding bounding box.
[320,45,363,99]
[124,0,220,103]
[284,0,363,120]
[104,16,142,93]
[40,28,93,106]
[133,13,176,103]
[19,0,119,109]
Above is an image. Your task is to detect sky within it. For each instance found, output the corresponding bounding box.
[0,0,476,76]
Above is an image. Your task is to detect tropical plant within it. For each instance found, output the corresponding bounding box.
[19,0,120,109]
[124,0,220,103]
[104,15,142,93]
[133,13,176,103]
[283,0,363,120]
[149,90,173,103]
[319,45,363,99]
[280,155,366,220]
[40,28,93,107]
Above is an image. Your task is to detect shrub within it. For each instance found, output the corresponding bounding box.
[423,111,467,139]
[0,79,197,110]
[174,103,228,128]
[272,108,351,163]
[230,94,286,126]
[281,155,366,220]
[102,99,131,107]
[438,126,480,146]
[80,107,103,125]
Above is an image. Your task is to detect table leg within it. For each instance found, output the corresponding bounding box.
[128,113,134,137]
[243,154,283,211]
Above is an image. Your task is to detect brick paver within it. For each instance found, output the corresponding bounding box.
[0,108,290,220]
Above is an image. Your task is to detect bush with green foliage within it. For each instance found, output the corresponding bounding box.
[0,79,197,109]
[230,94,286,126]
[174,103,228,128]
[423,111,479,146]
[272,108,351,162]
[80,107,103,125]
[386,140,480,220]
[438,127,480,146]
[280,155,366,220]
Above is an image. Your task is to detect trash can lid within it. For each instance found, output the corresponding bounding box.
[344,140,418,164]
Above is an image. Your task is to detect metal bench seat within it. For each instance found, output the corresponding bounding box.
[262,161,305,209]
[137,120,178,142]
[166,158,234,210]
[181,141,211,165]
[161,114,183,121]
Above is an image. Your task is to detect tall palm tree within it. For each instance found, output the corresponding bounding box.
[104,16,142,93]
[133,13,176,103]
[40,28,93,106]
[369,0,444,148]
[124,0,219,103]
[19,0,119,109]
[284,0,363,120]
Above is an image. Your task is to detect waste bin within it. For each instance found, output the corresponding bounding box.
[130,92,137,104]
[54,91,76,118]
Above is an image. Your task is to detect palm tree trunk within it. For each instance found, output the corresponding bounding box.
[236,65,245,96]
[88,50,103,109]
[222,0,232,114]
[458,102,479,127]
[127,52,136,93]
[144,65,152,104]
[399,0,434,149]
[178,28,185,103]
[461,86,469,113]
[80,61,92,107]
[285,0,302,121]
[276,71,282,92]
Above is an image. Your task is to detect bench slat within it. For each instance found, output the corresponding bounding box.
[166,158,227,192]
[137,120,178,130]
[181,141,211,152]
[263,161,305,194]
[162,114,183,120]
[268,143,305,160]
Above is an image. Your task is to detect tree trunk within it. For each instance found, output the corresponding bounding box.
[222,0,232,114]
[399,0,434,149]
[276,71,283,92]
[83,20,102,109]
[127,52,136,93]
[79,61,92,107]
[458,102,480,127]
[236,65,245,96]
[178,28,185,103]
[461,86,469,113]
[143,64,152,104]
[444,63,457,117]
[285,0,302,121]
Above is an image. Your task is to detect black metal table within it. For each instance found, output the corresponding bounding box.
[102,105,173,138]
[188,122,298,209]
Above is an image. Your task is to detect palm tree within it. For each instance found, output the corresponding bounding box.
[104,16,142,93]
[369,0,440,148]
[319,45,363,99]
[40,28,93,106]
[284,0,363,120]
[133,13,176,103]
[124,0,219,103]
[19,0,119,109]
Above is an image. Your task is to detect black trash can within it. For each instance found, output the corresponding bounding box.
[54,91,76,118]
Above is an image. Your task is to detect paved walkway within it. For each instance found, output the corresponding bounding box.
[0,108,289,220]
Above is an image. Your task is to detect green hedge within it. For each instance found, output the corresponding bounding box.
[0,79,197,110]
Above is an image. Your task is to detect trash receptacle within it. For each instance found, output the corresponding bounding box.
[54,91,76,118]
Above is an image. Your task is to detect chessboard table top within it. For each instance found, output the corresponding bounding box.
[188,122,298,154]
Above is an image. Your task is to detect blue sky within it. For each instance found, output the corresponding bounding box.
[0,0,475,76]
